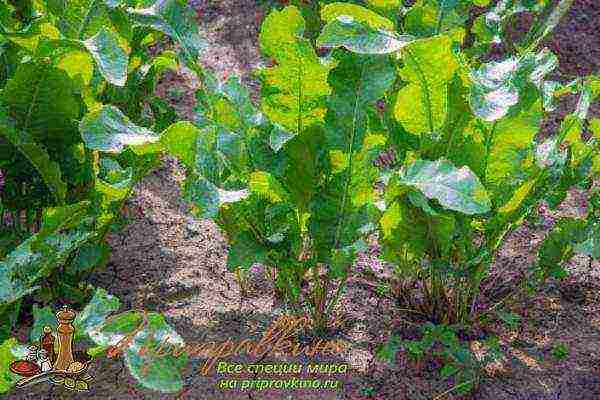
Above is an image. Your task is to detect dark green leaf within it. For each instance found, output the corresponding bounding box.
[69,241,111,274]
[0,110,67,204]
[1,62,83,146]
[227,231,269,271]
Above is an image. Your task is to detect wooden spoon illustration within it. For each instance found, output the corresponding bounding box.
[16,370,63,387]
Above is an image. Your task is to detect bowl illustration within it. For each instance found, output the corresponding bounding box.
[9,360,41,377]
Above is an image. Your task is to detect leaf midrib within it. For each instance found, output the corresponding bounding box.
[23,64,48,133]
[77,0,100,40]
[406,47,435,136]
[334,60,367,249]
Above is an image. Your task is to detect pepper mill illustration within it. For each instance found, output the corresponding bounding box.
[53,306,76,371]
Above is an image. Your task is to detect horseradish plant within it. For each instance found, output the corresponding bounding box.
[157,0,598,336]
[0,0,202,393]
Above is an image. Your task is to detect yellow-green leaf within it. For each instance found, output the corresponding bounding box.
[381,201,402,239]
[57,50,94,86]
[393,35,458,135]
[260,6,333,134]
[249,171,289,203]
[330,150,349,173]
[321,3,395,30]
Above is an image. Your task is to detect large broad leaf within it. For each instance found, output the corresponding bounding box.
[1,62,83,146]
[82,27,128,86]
[0,110,67,204]
[317,15,413,54]
[227,231,269,271]
[127,0,206,63]
[84,308,187,393]
[394,35,459,135]
[309,54,394,259]
[469,58,520,122]
[485,104,541,205]
[68,240,111,275]
[321,3,395,30]
[401,159,491,215]
[537,218,588,280]
[74,288,120,340]
[0,203,94,306]
[123,313,187,393]
[80,105,159,153]
[259,6,334,136]
[379,199,429,264]
[157,121,200,168]
[325,53,395,151]
[56,0,112,39]
[469,49,557,121]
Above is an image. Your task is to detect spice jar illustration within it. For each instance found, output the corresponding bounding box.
[40,326,56,364]
[25,345,39,363]
[37,349,52,372]
[53,306,76,371]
